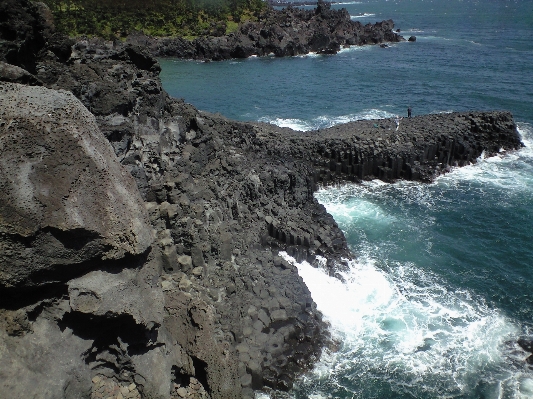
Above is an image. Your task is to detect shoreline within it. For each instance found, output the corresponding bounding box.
[0,0,525,398]
[126,1,403,61]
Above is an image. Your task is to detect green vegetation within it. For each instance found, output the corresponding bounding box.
[41,0,268,39]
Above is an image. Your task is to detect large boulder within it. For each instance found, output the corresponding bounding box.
[0,82,154,292]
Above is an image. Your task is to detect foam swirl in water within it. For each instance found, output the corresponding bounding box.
[267,125,533,398]
[281,252,522,398]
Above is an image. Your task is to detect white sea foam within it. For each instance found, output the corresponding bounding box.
[259,109,397,131]
[418,35,453,41]
[282,250,521,397]
[262,102,467,131]
[432,122,533,193]
[350,13,376,19]
[257,117,311,131]
[323,122,533,203]
[290,126,533,397]
[295,51,320,58]
[254,124,533,398]
[337,44,374,54]
[517,122,533,148]
[432,109,455,114]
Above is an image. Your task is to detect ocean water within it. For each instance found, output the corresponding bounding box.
[159,0,533,397]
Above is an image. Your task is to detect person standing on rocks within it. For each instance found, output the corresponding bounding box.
[408,106,412,118]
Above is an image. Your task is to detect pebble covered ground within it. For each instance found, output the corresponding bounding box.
[91,375,140,399]
[90,375,210,399]
[170,377,210,399]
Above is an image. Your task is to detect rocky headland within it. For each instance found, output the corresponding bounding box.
[0,1,524,399]
[125,1,404,60]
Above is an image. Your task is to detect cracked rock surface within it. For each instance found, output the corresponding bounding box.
[0,83,154,291]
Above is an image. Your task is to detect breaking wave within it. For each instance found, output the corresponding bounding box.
[258,109,397,131]
[282,251,530,398]
[274,124,533,398]
[350,13,376,19]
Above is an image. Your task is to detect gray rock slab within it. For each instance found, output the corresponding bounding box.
[0,83,154,289]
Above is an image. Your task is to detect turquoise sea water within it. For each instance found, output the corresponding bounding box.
[159,0,533,397]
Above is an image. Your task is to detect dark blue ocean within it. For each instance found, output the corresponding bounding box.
[159,1,533,397]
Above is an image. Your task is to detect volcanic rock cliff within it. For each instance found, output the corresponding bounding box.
[0,1,524,399]
[126,0,404,60]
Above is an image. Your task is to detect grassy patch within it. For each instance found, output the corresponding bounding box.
[41,0,267,38]
[226,20,239,34]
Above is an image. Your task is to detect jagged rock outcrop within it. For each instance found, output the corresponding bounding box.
[0,82,245,399]
[0,0,55,72]
[0,83,154,291]
[126,1,404,61]
[0,1,524,399]
[254,111,523,185]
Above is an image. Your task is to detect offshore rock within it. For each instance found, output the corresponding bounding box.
[0,83,154,292]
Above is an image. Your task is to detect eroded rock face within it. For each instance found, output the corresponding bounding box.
[0,82,154,291]
[0,83,188,399]
[0,245,169,399]
[0,0,53,73]
[126,4,404,61]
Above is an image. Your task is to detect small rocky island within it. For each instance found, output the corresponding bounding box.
[0,0,524,398]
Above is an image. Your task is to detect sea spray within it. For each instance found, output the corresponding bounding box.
[277,129,533,398]
[281,253,523,398]
[350,13,376,19]
[258,109,398,131]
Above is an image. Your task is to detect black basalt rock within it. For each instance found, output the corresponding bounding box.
[0,0,53,73]
[518,337,533,353]
[0,61,42,85]
[127,4,404,61]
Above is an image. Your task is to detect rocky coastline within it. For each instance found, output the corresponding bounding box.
[0,1,525,399]
[125,1,404,61]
